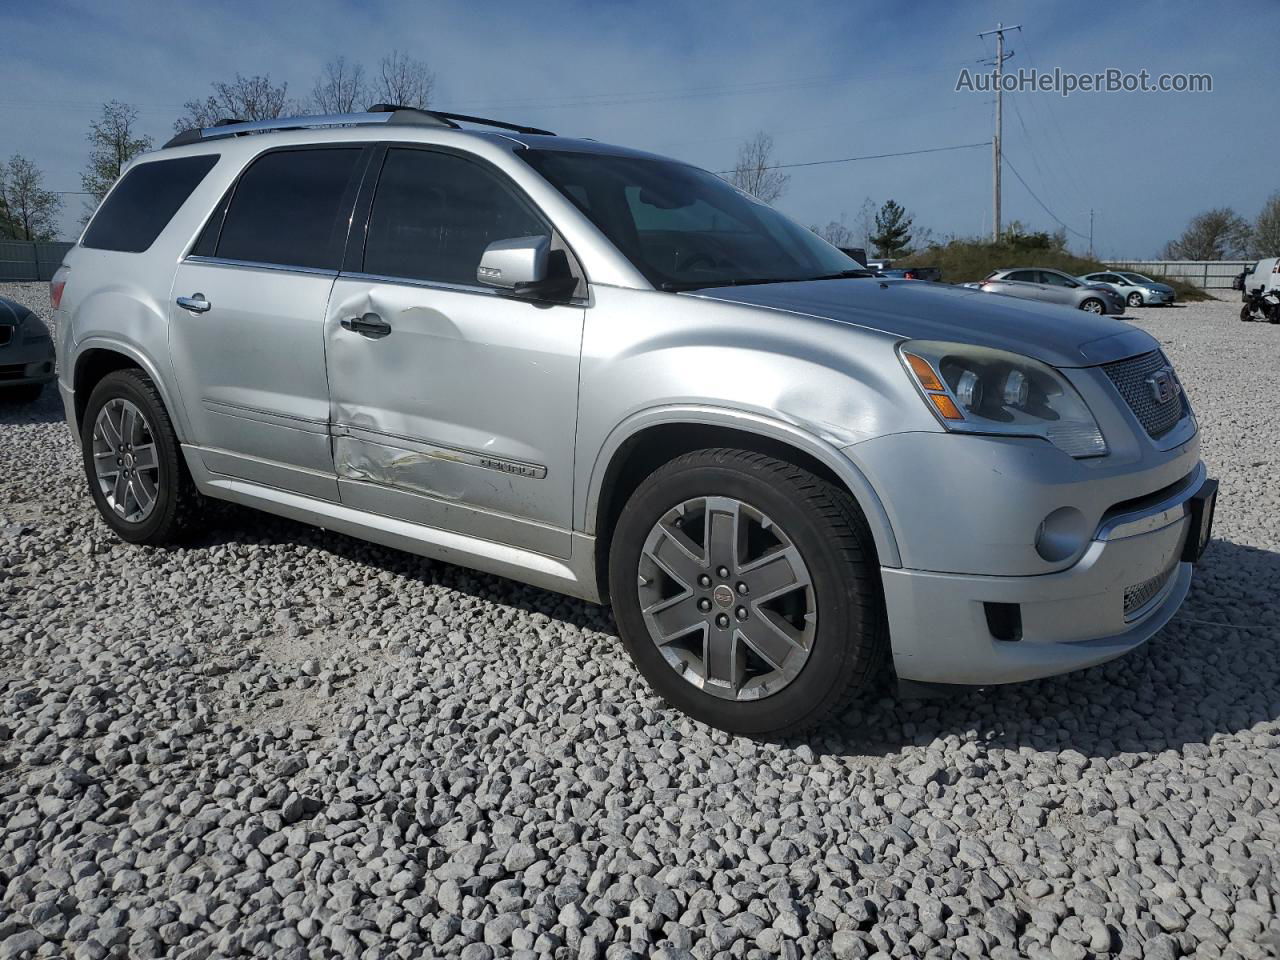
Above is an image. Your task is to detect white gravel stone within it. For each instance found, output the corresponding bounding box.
[2,283,1279,958]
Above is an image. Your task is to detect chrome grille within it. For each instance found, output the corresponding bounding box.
[1102,351,1186,440]
[1123,565,1175,618]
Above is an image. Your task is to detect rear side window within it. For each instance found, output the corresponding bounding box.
[1007,270,1036,282]
[82,155,218,253]
[215,148,362,270]
[363,148,547,285]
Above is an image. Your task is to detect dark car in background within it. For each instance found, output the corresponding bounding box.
[1,296,55,403]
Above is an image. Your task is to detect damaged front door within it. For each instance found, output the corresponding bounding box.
[324,146,585,558]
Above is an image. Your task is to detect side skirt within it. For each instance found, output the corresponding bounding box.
[181,445,602,603]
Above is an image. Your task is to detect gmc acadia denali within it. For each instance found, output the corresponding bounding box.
[52,105,1216,735]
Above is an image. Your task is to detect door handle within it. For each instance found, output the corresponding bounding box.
[340,312,392,338]
[176,293,211,313]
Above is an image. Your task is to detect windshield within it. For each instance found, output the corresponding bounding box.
[520,149,863,289]
[1121,272,1154,284]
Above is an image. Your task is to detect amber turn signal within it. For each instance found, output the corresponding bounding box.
[904,353,944,392]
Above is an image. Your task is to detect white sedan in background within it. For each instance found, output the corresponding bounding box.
[1079,271,1176,308]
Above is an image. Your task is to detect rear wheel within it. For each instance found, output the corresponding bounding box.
[1126,291,1144,308]
[608,448,886,736]
[80,369,202,544]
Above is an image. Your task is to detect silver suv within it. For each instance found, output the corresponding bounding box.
[54,106,1216,735]
[981,267,1127,314]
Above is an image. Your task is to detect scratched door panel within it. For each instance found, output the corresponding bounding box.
[324,277,584,556]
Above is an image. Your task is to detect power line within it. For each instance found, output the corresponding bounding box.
[1002,155,1090,240]
[714,141,990,175]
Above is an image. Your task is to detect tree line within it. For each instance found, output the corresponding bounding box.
[0,52,434,241]
[1161,201,1280,261]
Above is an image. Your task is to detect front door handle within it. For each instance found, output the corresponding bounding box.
[340,312,392,339]
[176,293,211,314]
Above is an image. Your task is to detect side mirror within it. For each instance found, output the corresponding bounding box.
[477,235,577,301]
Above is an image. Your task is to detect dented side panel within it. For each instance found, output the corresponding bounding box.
[323,277,584,557]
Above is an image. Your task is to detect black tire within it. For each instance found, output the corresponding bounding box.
[1079,297,1106,314]
[1126,291,1144,308]
[1241,305,1253,322]
[608,448,886,736]
[80,369,202,544]
[0,383,44,405]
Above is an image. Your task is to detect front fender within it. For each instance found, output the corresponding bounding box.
[581,403,902,568]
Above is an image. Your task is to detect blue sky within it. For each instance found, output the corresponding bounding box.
[3,0,1277,255]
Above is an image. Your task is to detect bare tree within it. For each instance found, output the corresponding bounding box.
[311,56,367,114]
[853,196,877,252]
[0,155,63,241]
[1160,207,1252,260]
[375,50,435,109]
[175,74,292,131]
[1253,192,1280,258]
[811,220,854,247]
[80,101,153,223]
[728,131,788,205]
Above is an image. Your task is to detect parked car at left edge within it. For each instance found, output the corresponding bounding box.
[1078,271,1176,308]
[0,296,56,403]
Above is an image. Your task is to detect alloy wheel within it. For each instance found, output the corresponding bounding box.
[92,398,160,523]
[636,496,817,701]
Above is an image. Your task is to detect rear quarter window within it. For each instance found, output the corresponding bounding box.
[82,155,219,253]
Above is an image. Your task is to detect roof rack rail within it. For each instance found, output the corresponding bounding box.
[367,104,556,137]
[163,105,555,149]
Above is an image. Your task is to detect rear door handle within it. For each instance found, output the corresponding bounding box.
[340,312,392,339]
[176,293,211,313]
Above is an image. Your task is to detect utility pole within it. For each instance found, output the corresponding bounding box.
[978,21,1020,242]
[1089,209,1095,258]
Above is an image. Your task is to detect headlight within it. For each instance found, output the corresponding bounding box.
[21,313,51,343]
[899,341,1107,458]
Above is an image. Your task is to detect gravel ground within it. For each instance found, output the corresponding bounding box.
[2,281,1278,960]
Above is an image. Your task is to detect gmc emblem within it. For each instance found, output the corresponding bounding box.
[1145,368,1179,405]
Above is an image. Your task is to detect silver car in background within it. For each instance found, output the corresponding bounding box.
[981,268,1127,314]
[52,106,1214,736]
[1079,271,1176,308]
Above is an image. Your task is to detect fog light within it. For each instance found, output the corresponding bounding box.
[1035,506,1090,562]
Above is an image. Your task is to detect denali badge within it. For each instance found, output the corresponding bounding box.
[1145,368,1179,405]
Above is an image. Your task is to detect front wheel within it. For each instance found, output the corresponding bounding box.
[608,448,886,736]
[80,369,202,544]
[1080,297,1106,314]
[1127,291,1144,308]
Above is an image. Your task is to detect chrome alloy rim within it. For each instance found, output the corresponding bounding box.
[1083,299,1104,313]
[637,496,817,701]
[92,398,160,523]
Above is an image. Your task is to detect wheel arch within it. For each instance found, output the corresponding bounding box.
[72,339,187,441]
[585,406,901,602]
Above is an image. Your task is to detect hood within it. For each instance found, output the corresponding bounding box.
[691,278,1157,368]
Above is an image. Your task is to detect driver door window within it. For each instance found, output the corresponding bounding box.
[362,148,549,285]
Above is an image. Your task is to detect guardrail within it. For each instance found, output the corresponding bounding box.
[1105,259,1253,291]
[0,240,75,282]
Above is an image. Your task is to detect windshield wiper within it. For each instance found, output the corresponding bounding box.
[663,270,875,292]
[661,269,873,292]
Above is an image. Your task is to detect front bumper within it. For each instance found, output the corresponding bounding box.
[883,465,1211,685]
[0,338,56,387]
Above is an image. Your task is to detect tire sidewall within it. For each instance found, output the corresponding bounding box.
[80,372,183,544]
[609,457,876,734]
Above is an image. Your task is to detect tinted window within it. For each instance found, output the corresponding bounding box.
[1040,271,1075,287]
[1007,270,1036,282]
[364,149,547,285]
[216,148,362,269]
[521,149,860,290]
[82,155,218,253]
